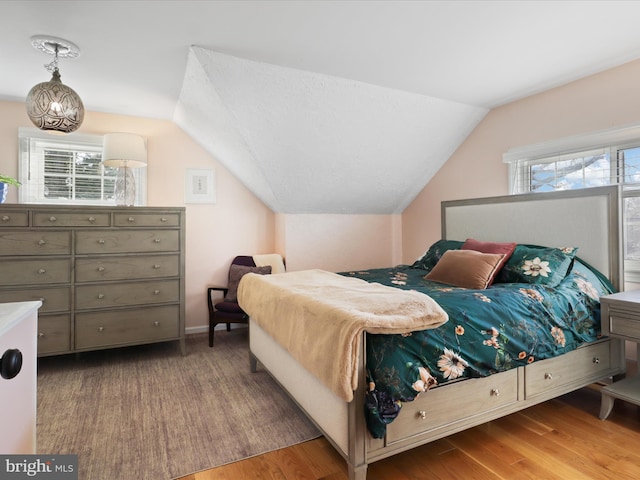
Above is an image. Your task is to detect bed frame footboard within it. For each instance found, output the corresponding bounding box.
[250,321,625,480]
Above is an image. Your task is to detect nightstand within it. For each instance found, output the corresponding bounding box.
[599,290,640,420]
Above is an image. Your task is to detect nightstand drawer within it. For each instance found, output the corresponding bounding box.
[607,312,640,341]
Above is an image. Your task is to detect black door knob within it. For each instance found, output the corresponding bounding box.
[1,349,23,380]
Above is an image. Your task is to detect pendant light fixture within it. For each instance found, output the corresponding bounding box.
[25,35,84,134]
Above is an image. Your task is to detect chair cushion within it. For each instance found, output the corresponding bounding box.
[214,300,245,313]
[225,265,272,302]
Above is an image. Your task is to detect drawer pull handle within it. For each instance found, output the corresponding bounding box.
[153,264,161,269]
[153,290,160,295]
[491,388,500,397]
[593,357,600,364]
[544,373,553,380]
[38,333,45,338]
[161,217,168,222]
[38,268,46,274]
[98,326,105,332]
[153,238,161,243]
[154,321,160,327]
[38,239,46,245]
[97,266,105,272]
[1,215,9,222]
[128,217,135,222]
[39,297,45,302]
[98,239,105,244]
[98,293,105,299]
[49,216,57,222]
[418,410,427,420]
[88,216,96,223]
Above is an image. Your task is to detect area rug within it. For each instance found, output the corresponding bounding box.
[36,330,320,479]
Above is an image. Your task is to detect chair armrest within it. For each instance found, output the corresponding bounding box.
[208,285,228,295]
[207,286,229,315]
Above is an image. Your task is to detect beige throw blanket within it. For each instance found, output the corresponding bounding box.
[238,269,449,402]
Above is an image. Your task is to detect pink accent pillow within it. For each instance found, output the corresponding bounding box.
[425,249,506,290]
[461,238,516,285]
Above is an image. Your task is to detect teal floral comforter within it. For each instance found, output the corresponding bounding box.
[340,258,615,438]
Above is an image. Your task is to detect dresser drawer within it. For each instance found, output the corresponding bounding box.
[33,211,110,227]
[0,231,71,255]
[0,258,70,286]
[76,230,179,254]
[37,314,71,355]
[386,368,518,445]
[76,279,180,309]
[113,212,181,227]
[525,341,610,399]
[75,305,180,349]
[0,210,28,227]
[75,254,180,282]
[0,287,70,313]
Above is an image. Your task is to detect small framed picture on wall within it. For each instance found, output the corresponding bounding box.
[185,168,216,204]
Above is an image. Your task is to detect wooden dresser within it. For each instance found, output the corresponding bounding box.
[0,205,186,356]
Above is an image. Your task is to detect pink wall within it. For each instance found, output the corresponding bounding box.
[403,58,640,264]
[8,55,640,331]
[0,100,275,331]
[281,214,402,272]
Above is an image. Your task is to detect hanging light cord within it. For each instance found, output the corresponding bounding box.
[44,44,60,73]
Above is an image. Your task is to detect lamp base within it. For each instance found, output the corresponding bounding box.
[114,167,136,206]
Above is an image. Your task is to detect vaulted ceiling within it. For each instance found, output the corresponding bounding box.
[3,1,640,213]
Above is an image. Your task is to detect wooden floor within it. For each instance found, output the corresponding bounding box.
[178,382,640,480]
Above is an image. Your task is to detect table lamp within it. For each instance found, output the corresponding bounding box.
[102,133,147,206]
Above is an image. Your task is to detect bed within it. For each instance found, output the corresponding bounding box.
[240,186,626,480]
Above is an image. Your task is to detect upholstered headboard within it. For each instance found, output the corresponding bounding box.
[441,186,622,290]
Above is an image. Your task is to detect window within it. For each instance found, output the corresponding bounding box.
[504,125,640,282]
[18,128,146,205]
[512,147,612,193]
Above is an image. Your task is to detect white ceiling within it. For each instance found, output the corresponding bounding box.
[3,1,640,213]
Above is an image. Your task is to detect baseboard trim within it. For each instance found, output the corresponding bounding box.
[186,324,248,336]
[186,325,208,335]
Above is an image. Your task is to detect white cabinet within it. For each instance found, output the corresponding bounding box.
[0,301,41,454]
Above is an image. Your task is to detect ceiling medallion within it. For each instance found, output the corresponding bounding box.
[25,35,84,134]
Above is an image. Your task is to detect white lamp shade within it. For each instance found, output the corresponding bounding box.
[102,133,147,167]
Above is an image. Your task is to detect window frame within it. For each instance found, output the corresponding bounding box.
[504,124,640,284]
[18,127,147,206]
